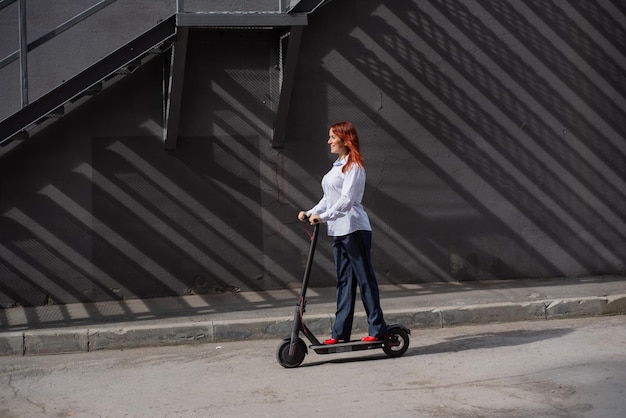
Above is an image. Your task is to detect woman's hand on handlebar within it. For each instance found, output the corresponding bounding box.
[298,211,321,225]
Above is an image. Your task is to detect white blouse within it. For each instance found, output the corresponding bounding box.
[307,156,372,237]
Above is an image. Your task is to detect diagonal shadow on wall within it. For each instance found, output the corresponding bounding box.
[430,0,626,179]
[375,6,625,254]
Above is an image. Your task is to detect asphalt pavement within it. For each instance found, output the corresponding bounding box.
[0,275,624,356]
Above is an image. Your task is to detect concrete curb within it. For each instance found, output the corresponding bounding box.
[1,294,625,356]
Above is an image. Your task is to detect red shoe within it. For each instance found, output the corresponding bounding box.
[323,338,338,345]
[360,336,379,342]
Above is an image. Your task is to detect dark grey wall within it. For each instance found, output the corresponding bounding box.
[0,0,624,308]
[284,0,626,283]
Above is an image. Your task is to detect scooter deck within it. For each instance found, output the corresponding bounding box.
[310,339,385,354]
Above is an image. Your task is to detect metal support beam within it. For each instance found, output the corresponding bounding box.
[176,12,307,27]
[163,27,189,150]
[272,25,303,148]
[18,0,28,107]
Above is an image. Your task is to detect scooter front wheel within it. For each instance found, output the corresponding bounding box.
[276,338,307,368]
[383,328,410,358]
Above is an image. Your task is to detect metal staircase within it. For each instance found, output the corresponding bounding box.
[0,0,332,149]
[0,13,177,147]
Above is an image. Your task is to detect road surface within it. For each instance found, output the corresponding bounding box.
[1,315,624,417]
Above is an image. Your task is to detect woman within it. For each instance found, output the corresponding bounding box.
[298,121,388,345]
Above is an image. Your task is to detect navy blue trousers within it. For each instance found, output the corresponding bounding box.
[331,230,387,341]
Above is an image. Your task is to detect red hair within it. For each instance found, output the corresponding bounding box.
[330,121,364,173]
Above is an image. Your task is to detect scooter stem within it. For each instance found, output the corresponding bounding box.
[290,220,320,356]
[299,222,319,300]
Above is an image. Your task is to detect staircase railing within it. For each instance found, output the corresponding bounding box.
[0,0,118,110]
[0,1,177,146]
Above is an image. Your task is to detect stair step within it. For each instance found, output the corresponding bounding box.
[45,106,65,118]
[85,82,103,95]
[114,59,142,75]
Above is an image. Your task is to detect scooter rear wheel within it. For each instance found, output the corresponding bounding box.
[276,338,307,368]
[383,328,410,357]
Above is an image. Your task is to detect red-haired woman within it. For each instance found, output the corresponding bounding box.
[298,121,388,345]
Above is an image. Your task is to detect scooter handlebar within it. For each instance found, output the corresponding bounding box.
[300,213,321,225]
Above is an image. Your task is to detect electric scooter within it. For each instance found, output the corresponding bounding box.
[276,217,410,368]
